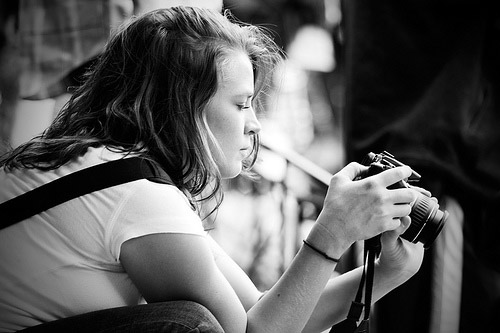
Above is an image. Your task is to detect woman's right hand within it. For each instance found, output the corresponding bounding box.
[307,162,418,258]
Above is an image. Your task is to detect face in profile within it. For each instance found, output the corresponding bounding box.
[205,51,261,179]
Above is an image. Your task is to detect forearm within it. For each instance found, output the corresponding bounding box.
[303,260,411,332]
[246,245,338,333]
[244,223,350,333]
[244,162,422,332]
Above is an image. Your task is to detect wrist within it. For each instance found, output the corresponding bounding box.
[306,223,351,260]
[374,259,412,287]
[302,239,340,262]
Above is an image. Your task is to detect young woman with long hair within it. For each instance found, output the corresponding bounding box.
[0,7,424,332]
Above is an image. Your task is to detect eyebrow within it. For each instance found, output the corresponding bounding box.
[234,93,254,99]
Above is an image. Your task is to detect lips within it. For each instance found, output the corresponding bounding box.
[239,147,251,158]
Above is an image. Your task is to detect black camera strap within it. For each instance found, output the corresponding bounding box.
[330,236,381,333]
[0,157,172,230]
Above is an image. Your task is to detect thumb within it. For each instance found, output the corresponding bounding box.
[382,216,411,244]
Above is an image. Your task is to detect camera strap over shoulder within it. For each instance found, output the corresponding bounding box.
[0,157,172,230]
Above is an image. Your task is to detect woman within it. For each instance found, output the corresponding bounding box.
[0,7,423,332]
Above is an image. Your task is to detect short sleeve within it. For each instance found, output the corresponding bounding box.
[107,180,206,261]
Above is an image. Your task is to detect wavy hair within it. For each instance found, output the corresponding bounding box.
[1,7,283,210]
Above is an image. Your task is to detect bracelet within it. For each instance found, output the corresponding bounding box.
[303,239,340,263]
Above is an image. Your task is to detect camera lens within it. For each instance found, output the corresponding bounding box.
[401,194,448,249]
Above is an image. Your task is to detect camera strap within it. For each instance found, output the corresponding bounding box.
[330,235,381,333]
[0,157,172,230]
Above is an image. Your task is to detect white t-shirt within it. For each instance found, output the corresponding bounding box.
[0,146,206,332]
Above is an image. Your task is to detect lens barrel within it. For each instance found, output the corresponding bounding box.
[402,194,448,249]
[361,152,448,248]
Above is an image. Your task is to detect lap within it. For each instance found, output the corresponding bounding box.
[19,301,224,333]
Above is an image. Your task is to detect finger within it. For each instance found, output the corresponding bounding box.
[407,184,431,197]
[390,203,413,220]
[396,215,412,235]
[375,166,413,188]
[383,216,411,242]
[333,162,369,181]
[388,188,418,205]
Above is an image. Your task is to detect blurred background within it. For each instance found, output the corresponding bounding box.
[1,1,499,332]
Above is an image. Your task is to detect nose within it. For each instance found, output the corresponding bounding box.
[244,107,261,135]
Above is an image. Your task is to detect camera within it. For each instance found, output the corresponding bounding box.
[360,151,448,248]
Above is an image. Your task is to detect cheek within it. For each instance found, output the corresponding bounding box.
[213,123,242,155]
[207,119,228,147]
[207,114,243,145]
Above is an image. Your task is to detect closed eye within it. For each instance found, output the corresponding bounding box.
[238,104,251,110]
[236,94,254,110]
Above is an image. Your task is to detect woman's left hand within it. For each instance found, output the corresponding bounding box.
[377,215,425,283]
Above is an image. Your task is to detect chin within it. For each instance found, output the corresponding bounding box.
[220,163,243,179]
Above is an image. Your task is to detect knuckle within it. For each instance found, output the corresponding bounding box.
[381,205,393,218]
[329,173,340,185]
[372,204,389,220]
[378,219,391,233]
[374,188,389,205]
[362,178,378,191]
[352,161,364,169]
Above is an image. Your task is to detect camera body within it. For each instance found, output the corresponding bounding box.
[361,151,448,248]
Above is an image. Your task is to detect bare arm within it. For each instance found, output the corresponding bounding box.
[121,163,423,332]
[302,219,424,332]
[247,163,423,332]
[121,233,248,332]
